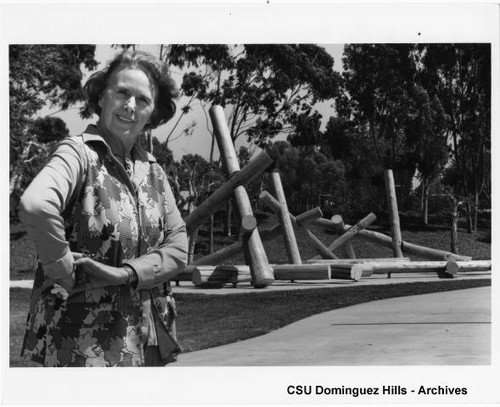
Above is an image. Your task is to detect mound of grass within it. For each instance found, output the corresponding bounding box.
[10,278,490,366]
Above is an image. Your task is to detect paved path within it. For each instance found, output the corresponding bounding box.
[173,287,491,366]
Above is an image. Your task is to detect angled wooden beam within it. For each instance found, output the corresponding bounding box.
[270,170,302,264]
[210,105,274,288]
[260,191,338,259]
[312,218,472,262]
[330,214,356,259]
[185,151,273,236]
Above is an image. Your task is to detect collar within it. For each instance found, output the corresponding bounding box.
[81,124,157,164]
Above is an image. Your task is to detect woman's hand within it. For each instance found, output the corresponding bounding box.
[71,252,129,293]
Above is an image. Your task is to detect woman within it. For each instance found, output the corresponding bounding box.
[19,49,188,367]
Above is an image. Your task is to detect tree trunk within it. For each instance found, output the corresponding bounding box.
[423,178,430,225]
[450,214,459,254]
[466,202,473,234]
[209,214,214,253]
[450,199,462,254]
[420,181,425,211]
[473,190,479,233]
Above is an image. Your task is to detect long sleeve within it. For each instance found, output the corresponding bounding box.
[123,169,188,290]
[19,138,85,282]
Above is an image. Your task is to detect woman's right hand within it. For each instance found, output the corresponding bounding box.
[71,252,130,293]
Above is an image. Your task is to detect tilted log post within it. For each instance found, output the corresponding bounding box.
[210,105,274,288]
[331,214,356,259]
[193,207,322,266]
[270,170,302,265]
[311,219,472,262]
[310,213,377,260]
[184,151,273,236]
[329,213,376,251]
[260,191,338,259]
[384,169,404,277]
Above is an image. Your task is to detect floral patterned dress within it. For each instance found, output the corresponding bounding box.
[20,125,188,367]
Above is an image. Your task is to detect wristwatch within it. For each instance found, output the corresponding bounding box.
[123,264,138,288]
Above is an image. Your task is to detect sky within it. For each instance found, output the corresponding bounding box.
[42,43,345,161]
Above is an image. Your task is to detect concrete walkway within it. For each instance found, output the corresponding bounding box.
[173,287,491,366]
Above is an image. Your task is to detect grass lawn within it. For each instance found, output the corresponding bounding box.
[9,213,491,367]
[10,279,491,367]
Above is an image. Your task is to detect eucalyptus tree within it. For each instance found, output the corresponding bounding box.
[164,44,341,155]
[420,43,491,231]
[9,45,98,215]
[340,44,421,207]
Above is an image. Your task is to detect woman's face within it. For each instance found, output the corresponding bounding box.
[99,67,157,147]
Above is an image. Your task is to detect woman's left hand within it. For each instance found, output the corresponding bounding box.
[72,253,129,293]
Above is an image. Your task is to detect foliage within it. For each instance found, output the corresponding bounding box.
[165,44,341,150]
[167,153,225,214]
[420,44,491,230]
[265,141,348,215]
[341,44,417,168]
[9,45,98,216]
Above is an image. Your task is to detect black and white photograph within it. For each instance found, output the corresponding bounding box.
[1,2,499,406]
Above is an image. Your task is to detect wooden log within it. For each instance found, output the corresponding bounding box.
[304,257,410,265]
[294,207,324,226]
[330,215,356,259]
[241,214,257,234]
[329,213,377,250]
[259,192,322,226]
[325,213,376,253]
[260,191,338,259]
[330,264,370,281]
[185,150,273,235]
[361,261,453,275]
[191,265,252,287]
[304,227,338,259]
[330,263,373,281]
[270,170,302,264]
[193,208,323,266]
[272,264,330,280]
[312,218,472,262]
[192,263,341,287]
[446,260,492,274]
[384,169,404,260]
[172,269,195,282]
[210,105,274,288]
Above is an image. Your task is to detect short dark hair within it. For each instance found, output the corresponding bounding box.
[84,49,179,131]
